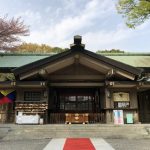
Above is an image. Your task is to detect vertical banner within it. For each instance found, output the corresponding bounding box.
[113,110,124,125]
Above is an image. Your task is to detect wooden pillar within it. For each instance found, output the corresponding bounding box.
[106,110,113,124]
[105,88,113,123]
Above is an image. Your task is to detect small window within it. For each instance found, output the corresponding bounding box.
[24,91,41,101]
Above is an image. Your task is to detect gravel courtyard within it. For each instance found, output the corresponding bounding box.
[0,138,150,150]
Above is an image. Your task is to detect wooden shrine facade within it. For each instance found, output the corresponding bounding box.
[0,35,150,124]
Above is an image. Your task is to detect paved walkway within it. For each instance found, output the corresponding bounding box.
[43,138,115,150]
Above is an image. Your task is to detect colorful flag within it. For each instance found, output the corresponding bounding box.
[0,90,16,105]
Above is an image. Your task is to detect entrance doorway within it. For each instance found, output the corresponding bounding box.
[48,88,105,124]
[138,90,150,123]
[58,88,99,113]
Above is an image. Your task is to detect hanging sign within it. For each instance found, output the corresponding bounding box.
[113,92,129,102]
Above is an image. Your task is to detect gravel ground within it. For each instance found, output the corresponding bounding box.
[0,139,50,150]
[0,138,150,150]
[106,139,150,150]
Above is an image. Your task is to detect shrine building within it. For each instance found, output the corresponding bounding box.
[0,35,150,124]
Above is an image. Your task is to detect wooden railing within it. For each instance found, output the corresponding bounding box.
[49,112,105,124]
[0,112,15,123]
[0,103,15,123]
[88,113,105,123]
[49,113,66,124]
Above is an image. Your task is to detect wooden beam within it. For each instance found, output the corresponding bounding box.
[112,84,136,88]
[49,75,105,80]
[116,70,135,80]
[46,57,74,74]
[79,56,109,74]
[0,81,15,88]
[106,81,137,88]
[106,69,115,78]
[80,55,136,80]
[20,57,74,80]
[17,81,46,88]
[20,70,38,80]
[49,82,104,87]
[137,82,150,89]
[38,69,49,79]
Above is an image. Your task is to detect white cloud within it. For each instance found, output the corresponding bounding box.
[16,10,41,26]
[84,19,150,52]
[136,19,150,32]
[45,6,51,13]
[83,24,133,51]
[21,0,150,52]
[23,0,115,47]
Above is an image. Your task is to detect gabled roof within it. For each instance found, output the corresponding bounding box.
[13,36,142,77]
[105,54,150,68]
[0,53,150,68]
[0,53,50,68]
[81,50,142,76]
[13,50,72,75]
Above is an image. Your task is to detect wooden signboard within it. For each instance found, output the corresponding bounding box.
[113,92,129,102]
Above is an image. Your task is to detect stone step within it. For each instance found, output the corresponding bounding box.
[1,124,150,140]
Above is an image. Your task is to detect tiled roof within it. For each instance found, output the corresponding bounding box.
[0,52,150,68]
[0,53,50,67]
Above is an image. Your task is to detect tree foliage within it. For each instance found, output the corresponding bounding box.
[0,73,15,81]
[13,44,124,54]
[96,49,124,53]
[0,15,29,50]
[13,43,68,53]
[117,0,150,28]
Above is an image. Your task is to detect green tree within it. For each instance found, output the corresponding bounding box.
[0,73,15,81]
[96,49,124,54]
[13,43,67,54]
[117,0,150,28]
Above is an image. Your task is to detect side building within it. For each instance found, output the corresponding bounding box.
[0,36,150,124]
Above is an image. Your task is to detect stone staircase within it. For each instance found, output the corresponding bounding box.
[1,124,150,141]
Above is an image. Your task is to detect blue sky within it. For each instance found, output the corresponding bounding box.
[0,0,150,52]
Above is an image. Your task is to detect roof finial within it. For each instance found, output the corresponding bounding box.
[74,35,82,45]
[70,35,85,50]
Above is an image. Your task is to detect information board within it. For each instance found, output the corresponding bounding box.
[113,92,129,102]
[126,114,133,124]
[113,110,124,125]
